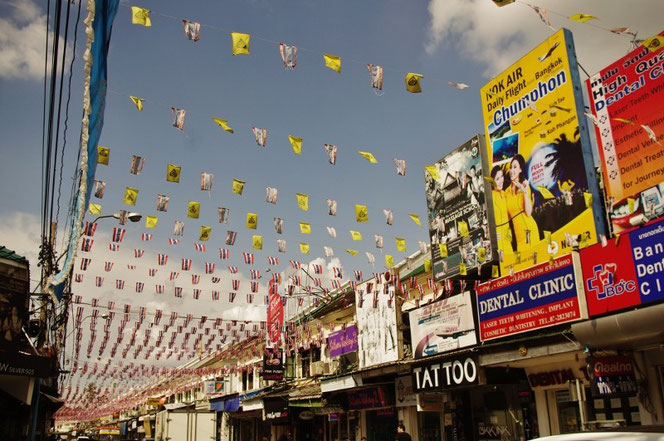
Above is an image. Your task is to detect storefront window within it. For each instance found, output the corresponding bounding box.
[469,384,535,441]
[365,408,397,441]
[417,412,441,441]
[555,389,581,434]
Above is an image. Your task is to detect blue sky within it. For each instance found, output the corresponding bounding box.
[0,0,662,395]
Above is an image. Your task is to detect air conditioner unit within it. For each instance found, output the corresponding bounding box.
[310,361,324,376]
[322,360,340,375]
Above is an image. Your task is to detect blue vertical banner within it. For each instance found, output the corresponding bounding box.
[50,0,120,299]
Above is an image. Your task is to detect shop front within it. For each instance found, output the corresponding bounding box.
[413,354,537,441]
[348,385,396,441]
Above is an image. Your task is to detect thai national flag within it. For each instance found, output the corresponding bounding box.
[211,291,220,301]
[74,274,84,283]
[181,258,192,270]
[249,269,260,280]
[168,238,179,245]
[109,243,120,251]
[193,289,201,300]
[136,282,144,293]
[112,227,126,243]
[205,262,215,274]
[267,256,278,266]
[354,270,363,282]
[80,258,91,270]
[228,266,238,274]
[232,280,240,290]
[228,292,236,303]
[243,252,254,264]
[331,280,341,289]
[148,268,158,277]
[192,274,201,285]
[246,294,254,303]
[81,238,94,252]
[250,281,259,292]
[333,267,343,279]
[156,285,164,294]
[211,276,221,283]
[174,287,183,298]
[170,271,179,281]
[95,276,104,287]
[289,260,301,269]
[194,243,206,252]
[127,265,136,270]
[157,254,168,265]
[83,221,97,237]
[312,264,323,274]
[141,233,153,241]
[116,280,125,290]
[219,248,230,259]
[134,249,144,258]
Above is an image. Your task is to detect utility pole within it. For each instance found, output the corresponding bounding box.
[38,221,57,350]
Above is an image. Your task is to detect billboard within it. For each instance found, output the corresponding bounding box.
[0,254,30,352]
[476,254,586,342]
[425,135,496,280]
[586,31,664,233]
[580,218,664,317]
[480,29,605,274]
[355,279,399,369]
[262,346,284,381]
[409,291,477,358]
[267,280,283,345]
[328,324,358,357]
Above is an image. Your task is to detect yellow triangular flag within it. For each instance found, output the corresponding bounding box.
[458,220,469,237]
[299,222,311,234]
[167,164,181,183]
[252,235,263,250]
[346,249,359,256]
[491,265,499,278]
[358,151,378,163]
[323,54,341,73]
[409,214,422,226]
[130,96,144,111]
[145,216,158,228]
[231,32,250,55]
[537,186,555,200]
[246,213,258,229]
[123,187,138,206]
[439,243,448,258]
[385,254,394,268]
[296,193,309,211]
[232,179,245,195]
[568,13,597,22]
[405,73,423,93]
[97,146,110,165]
[642,35,664,52]
[355,204,368,223]
[459,262,467,276]
[199,226,211,241]
[131,6,151,27]
[424,259,432,273]
[424,165,440,180]
[300,242,310,255]
[212,118,234,133]
[88,203,102,215]
[188,201,200,219]
[289,135,302,155]
[350,231,363,241]
[584,192,593,208]
[395,237,407,252]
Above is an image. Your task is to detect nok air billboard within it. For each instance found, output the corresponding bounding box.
[480,28,606,274]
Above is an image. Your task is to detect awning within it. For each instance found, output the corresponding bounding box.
[210,394,240,412]
[289,379,321,401]
[571,303,664,349]
[242,398,264,411]
[164,402,191,410]
[321,374,362,393]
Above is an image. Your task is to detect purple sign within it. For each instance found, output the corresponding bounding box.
[329,324,358,357]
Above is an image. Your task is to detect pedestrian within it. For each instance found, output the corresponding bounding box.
[396,424,412,441]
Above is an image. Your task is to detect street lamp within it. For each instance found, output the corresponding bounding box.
[91,212,142,223]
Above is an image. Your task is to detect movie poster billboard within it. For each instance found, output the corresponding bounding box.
[355,279,399,369]
[0,254,29,352]
[480,29,605,274]
[425,135,496,281]
[586,31,664,233]
[409,291,477,358]
[580,218,664,317]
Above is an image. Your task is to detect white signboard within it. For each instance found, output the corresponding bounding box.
[356,279,399,369]
[395,375,417,408]
[204,380,224,395]
[409,291,477,358]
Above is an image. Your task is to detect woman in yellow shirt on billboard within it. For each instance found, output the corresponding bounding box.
[490,165,513,258]
[505,154,539,251]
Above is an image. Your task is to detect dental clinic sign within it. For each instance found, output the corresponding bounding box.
[476,255,585,341]
[581,218,664,317]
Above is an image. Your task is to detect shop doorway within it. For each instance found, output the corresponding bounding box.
[366,408,397,441]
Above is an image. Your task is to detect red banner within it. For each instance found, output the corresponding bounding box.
[267,279,283,344]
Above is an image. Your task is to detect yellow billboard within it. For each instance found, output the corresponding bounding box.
[480,29,605,274]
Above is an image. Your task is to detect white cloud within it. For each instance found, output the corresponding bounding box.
[426,0,663,77]
[0,212,41,282]
[0,0,66,81]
